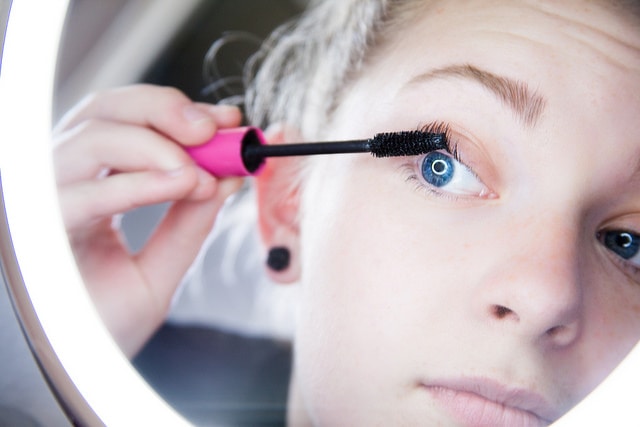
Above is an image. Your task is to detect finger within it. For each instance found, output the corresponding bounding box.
[55,84,243,146]
[193,102,243,128]
[134,177,243,305]
[54,119,196,185]
[58,165,217,231]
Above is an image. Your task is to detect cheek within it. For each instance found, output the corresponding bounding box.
[289,153,640,421]
[578,254,640,384]
[296,155,460,325]
[291,156,490,419]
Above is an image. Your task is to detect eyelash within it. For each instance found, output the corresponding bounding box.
[420,121,459,159]
[401,121,480,201]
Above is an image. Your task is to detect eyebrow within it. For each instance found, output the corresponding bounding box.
[408,64,547,127]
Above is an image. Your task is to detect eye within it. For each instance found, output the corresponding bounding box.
[600,230,640,264]
[418,150,487,197]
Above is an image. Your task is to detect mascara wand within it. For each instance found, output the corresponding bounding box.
[186,126,448,177]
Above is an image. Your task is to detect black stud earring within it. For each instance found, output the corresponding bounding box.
[266,246,291,272]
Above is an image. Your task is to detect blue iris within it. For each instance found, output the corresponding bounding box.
[603,230,640,260]
[421,152,455,188]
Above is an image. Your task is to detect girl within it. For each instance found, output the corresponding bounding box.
[53,0,640,425]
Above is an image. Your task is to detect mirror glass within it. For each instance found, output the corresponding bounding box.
[41,0,640,426]
[52,1,304,425]
[1,0,195,425]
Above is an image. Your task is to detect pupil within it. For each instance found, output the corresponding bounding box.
[604,230,640,260]
[616,233,633,248]
[421,152,454,188]
[431,159,448,175]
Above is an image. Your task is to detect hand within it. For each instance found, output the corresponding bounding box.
[53,85,243,356]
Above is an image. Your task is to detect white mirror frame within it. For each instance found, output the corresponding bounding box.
[0,0,638,425]
[0,0,189,425]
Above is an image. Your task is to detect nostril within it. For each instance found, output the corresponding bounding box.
[492,305,514,319]
[546,325,564,337]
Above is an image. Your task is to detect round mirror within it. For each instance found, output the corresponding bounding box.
[0,0,190,425]
[2,0,640,426]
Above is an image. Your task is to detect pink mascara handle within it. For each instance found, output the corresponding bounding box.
[185,126,267,177]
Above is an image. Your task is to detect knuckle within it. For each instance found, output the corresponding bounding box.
[76,88,113,113]
[74,117,106,134]
[52,118,103,151]
[153,85,190,108]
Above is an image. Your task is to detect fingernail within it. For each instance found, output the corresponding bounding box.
[197,167,214,184]
[211,104,240,114]
[183,105,212,124]
[204,104,242,120]
[218,177,244,197]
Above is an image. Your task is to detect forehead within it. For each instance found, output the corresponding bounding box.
[386,2,637,66]
[351,0,640,124]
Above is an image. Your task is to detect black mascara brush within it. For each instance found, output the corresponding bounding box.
[186,126,448,177]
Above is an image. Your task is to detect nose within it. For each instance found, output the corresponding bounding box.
[474,213,584,347]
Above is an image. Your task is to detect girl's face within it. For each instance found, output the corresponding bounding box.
[260,0,640,425]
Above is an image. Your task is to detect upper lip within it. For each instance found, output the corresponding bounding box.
[421,377,560,423]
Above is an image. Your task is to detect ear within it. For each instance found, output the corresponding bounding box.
[255,123,303,284]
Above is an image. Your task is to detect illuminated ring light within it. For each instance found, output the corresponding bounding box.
[431,159,449,176]
[0,0,188,425]
[0,0,638,425]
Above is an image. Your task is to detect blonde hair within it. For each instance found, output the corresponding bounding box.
[243,0,425,138]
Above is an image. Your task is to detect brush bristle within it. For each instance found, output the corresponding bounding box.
[368,130,448,157]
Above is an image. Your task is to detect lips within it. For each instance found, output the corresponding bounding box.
[421,377,557,427]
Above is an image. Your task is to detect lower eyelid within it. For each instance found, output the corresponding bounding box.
[401,154,495,201]
[400,163,465,201]
[601,246,640,283]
